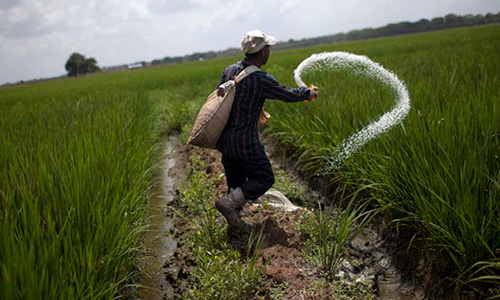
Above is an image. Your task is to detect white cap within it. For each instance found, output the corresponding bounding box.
[241,30,277,54]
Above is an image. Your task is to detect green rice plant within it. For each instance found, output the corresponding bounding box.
[0,49,240,299]
[298,189,373,280]
[152,25,499,294]
[149,89,201,141]
[457,260,500,299]
[0,80,161,299]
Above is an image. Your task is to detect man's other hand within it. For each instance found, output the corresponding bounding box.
[217,87,226,97]
[306,84,318,102]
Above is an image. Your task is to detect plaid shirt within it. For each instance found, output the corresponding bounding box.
[216,60,310,160]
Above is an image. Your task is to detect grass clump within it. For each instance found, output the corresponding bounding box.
[298,191,373,280]
[180,154,226,249]
[186,240,262,300]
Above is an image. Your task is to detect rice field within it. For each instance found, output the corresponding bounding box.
[265,25,500,286]
[0,24,498,298]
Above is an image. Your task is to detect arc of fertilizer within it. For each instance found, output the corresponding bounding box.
[294,52,411,172]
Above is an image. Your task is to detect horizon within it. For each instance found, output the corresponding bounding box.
[1,0,499,85]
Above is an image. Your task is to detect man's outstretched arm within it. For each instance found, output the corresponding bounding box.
[262,73,316,102]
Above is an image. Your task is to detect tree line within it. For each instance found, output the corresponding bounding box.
[274,12,500,51]
[150,11,500,66]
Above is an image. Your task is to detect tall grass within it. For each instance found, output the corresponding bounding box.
[0,48,234,298]
[298,193,373,281]
[0,52,239,298]
[0,80,161,298]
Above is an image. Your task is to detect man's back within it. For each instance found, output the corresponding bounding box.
[216,60,310,160]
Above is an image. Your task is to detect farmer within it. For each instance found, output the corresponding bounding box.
[214,30,318,231]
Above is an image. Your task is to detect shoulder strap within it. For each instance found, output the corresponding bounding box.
[216,65,260,95]
[235,65,260,83]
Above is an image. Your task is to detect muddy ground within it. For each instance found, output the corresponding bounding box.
[160,138,430,299]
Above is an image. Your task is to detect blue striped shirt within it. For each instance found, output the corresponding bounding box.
[216,60,310,160]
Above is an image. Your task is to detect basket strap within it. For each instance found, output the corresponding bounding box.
[235,65,260,84]
[217,65,260,94]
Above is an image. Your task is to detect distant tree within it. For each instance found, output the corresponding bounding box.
[84,57,100,73]
[416,19,431,31]
[204,51,217,59]
[65,52,101,77]
[65,53,85,77]
[444,13,458,26]
[431,17,445,28]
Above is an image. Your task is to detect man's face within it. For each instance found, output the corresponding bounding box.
[261,45,271,65]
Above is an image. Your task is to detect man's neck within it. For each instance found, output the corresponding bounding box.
[243,58,262,68]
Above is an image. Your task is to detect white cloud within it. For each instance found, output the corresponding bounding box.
[147,0,195,14]
[279,0,301,13]
[0,0,499,84]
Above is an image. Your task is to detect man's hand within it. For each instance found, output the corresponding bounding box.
[306,84,318,102]
[217,87,225,97]
[259,109,271,127]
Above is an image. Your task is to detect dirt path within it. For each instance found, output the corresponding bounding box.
[146,136,426,299]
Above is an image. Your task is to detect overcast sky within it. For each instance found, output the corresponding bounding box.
[0,0,498,84]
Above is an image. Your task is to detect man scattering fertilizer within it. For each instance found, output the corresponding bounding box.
[214,30,318,232]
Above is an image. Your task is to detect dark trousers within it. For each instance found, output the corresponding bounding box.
[221,154,275,201]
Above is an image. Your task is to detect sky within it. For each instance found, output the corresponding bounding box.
[0,0,499,84]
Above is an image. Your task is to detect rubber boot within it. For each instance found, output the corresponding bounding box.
[215,187,252,231]
[227,188,244,219]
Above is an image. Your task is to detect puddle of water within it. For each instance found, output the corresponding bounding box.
[139,136,178,300]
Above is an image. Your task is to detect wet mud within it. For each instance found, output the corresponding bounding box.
[138,136,178,300]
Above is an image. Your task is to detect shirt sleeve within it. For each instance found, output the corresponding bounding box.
[216,65,240,89]
[261,73,310,102]
[215,70,227,89]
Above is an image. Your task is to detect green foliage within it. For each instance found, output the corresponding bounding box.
[327,279,375,300]
[298,191,373,280]
[149,89,201,143]
[269,282,288,300]
[186,247,262,300]
[65,52,101,77]
[0,49,232,299]
[458,260,500,298]
[180,154,226,249]
[0,75,160,298]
